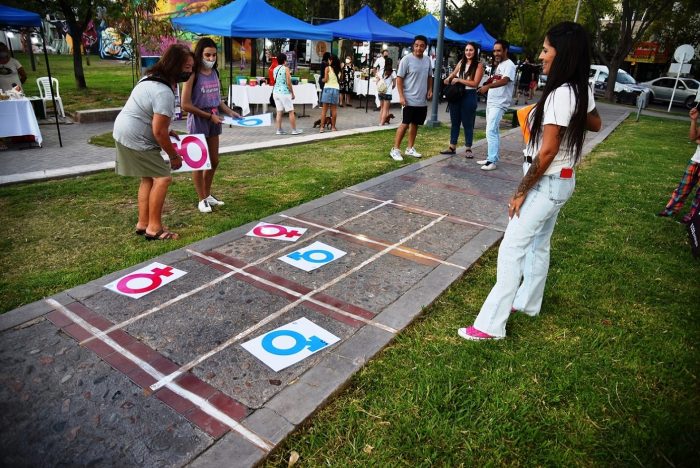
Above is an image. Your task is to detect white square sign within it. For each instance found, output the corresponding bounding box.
[241,317,340,372]
[278,241,346,272]
[161,134,212,173]
[222,113,272,127]
[104,262,187,299]
[246,222,307,242]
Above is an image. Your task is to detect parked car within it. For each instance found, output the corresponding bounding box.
[640,77,700,109]
[589,65,650,105]
[537,74,547,89]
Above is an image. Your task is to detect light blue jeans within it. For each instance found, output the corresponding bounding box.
[485,105,508,163]
[473,166,576,337]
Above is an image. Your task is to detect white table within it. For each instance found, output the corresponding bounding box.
[228,84,318,116]
[352,77,400,108]
[0,98,42,146]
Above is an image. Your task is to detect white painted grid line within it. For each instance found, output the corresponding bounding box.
[187,249,398,335]
[343,190,505,232]
[84,199,394,343]
[80,271,238,345]
[279,214,467,271]
[149,214,447,392]
[46,299,274,452]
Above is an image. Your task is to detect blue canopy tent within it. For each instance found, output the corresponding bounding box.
[0,5,62,146]
[399,14,464,43]
[460,23,523,54]
[322,6,415,111]
[322,6,415,43]
[172,0,332,108]
[171,0,331,40]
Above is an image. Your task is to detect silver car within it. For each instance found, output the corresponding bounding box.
[641,77,700,109]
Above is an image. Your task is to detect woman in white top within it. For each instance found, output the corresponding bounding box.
[440,42,484,158]
[459,21,602,340]
[377,57,396,125]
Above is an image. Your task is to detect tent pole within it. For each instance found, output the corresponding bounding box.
[365,41,370,113]
[228,37,233,107]
[41,24,62,147]
[426,0,446,127]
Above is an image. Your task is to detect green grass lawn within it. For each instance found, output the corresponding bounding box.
[261,116,700,466]
[0,126,462,313]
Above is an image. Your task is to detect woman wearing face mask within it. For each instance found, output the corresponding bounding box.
[440,42,483,158]
[113,44,194,240]
[181,37,241,213]
[339,55,355,108]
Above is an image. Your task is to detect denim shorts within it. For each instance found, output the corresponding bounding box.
[378,93,392,101]
[320,87,339,105]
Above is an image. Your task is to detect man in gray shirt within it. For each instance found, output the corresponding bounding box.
[390,35,433,161]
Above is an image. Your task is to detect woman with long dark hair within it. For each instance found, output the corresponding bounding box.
[113,44,194,240]
[440,42,483,158]
[181,37,240,213]
[458,22,602,340]
[377,57,396,125]
[319,55,341,132]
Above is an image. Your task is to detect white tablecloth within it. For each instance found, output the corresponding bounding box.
[228,84,318,116]
[352,77,400,107]
[0,98,42,145]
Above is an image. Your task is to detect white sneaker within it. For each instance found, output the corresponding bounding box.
[476,159,488,165]
[198,199,212,213]
[205,195,224,206]
[389,148,403,161]
[291,129,303,135]
[405,147,422,158]
[480,162,497,171]
[276,129,287,135]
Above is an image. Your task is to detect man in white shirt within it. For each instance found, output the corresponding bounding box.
[476,39,516,171]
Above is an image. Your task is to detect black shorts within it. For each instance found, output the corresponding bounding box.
[518,82,530,91]
[401,106,427,125]
[378,93,392,101]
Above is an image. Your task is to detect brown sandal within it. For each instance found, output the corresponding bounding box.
[465,148,474,159]
[144,229,179,241]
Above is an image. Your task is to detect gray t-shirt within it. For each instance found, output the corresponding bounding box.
[396,53,431,107]
[113,80,175,150]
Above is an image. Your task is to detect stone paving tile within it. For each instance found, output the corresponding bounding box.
[364,177,511,228]
[80,257,224,326]
[121,275,292,366]
[0,320,212,467]
[192,305,356,409]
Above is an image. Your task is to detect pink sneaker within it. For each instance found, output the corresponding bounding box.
[457,326,503,341]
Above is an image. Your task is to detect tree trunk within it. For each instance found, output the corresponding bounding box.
[71,31,87,89]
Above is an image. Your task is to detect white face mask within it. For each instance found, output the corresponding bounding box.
[345,59,351,64]
[202,59,216,69]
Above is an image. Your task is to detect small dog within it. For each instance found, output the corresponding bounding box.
[313,117,332,129]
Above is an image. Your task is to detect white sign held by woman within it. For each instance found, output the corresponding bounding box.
[162,133,211,172]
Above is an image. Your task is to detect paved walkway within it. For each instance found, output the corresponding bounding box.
[0,103,628,467]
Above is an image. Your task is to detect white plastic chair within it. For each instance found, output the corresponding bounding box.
[313,73,322,98]
[37,77,65,118]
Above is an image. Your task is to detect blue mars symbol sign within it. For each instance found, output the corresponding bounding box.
[241,317,341,372]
